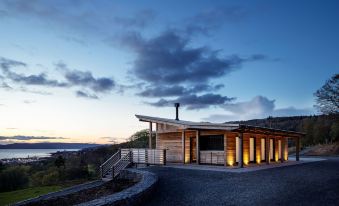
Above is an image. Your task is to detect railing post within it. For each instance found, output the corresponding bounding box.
[112,166,114,179]
[163,149,166,165]
[146,149,149,166]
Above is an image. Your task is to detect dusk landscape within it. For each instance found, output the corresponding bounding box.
[0,1,338,206]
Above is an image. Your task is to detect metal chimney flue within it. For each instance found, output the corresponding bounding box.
[174,103,180,120]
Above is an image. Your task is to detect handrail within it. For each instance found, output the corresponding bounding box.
[100,150,121,178]
[121,148,166,165]
[112,151,132,179]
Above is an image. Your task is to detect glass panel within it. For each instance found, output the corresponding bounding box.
[199,135,224,151]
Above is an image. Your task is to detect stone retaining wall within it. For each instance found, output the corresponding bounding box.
[14,180,105,206]
[14,169,158,206]
[77,169,158,206]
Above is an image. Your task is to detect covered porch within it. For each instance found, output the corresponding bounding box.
[137,115,304,168]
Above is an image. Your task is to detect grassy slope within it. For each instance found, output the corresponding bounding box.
[0,186,62,206]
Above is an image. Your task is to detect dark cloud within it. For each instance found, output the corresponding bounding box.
[121,30,267,109]
[0,57,116,99]
[65,70,115,93]
[137,84,225,98]
[0,57,26,69]
[76,90,98,99]
[0,135,68,141]
[6,72,67,87]
[148,93,235,110]
[0,57,67,87]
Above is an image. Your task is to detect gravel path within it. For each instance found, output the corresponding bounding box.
[143,157,339,206]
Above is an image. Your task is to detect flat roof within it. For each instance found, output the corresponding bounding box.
[135,114,305,137]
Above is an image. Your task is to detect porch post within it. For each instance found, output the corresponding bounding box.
[196,130,200,164]
[224,133,227,167]
[238,133,243,168]
[296,136,300,161]
[149,122,152,149]
[281,137,284,163]
[182,130,186,164]
[266,136,270,165]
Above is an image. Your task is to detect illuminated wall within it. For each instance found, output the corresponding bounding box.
[226,133,236,166]
[275,138,279,162]
[243,134,249,165]
[284,137,288,161]
[256,136,262,164]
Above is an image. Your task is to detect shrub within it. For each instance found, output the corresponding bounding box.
[0,166,29,192]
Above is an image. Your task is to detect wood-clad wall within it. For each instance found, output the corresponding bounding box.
[156,129,291,165]
[156,132,182,163]
[243,134,250,165]
[226,132,236,166]
[255,135,262,164]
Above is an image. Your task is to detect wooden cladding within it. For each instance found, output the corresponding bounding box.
[156,130,289,165]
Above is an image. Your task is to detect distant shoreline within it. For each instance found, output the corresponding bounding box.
[0,148,80,161]
[0,142,103,149]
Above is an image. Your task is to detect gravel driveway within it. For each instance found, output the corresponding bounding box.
[143,157,339,206]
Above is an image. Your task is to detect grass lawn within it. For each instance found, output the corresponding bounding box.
[0,185,62,206]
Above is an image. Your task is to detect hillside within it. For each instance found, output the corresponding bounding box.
[227,114,339,146]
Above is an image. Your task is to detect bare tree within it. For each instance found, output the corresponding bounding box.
[314,74,339,114]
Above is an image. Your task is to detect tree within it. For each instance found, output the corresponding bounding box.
[54,155,65,168]
[330,122,339,142]
[314,74,339,114]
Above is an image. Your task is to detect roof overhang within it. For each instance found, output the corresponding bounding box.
[135,114,305,137]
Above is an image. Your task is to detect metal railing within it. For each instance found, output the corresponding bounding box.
[121,148,166,165]
[100,150,121,178]
[112,151,132,179]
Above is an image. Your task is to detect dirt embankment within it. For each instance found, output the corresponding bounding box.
[304,142,339,156]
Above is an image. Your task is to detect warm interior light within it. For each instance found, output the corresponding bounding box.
[228,160,234,166]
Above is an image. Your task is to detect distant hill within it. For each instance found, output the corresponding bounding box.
[227,114,339,146]
[0,143,102,149]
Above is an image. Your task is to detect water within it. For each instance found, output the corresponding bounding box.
[0,149,79,159]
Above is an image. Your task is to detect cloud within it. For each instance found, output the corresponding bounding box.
[0,57,26,69]
[123,30,254,85]
[148,93,235,110]
[23,100,36,104]
[0,57,67,87]
[203,96,315,122]
[0,57,117,99]
[0,82,12,90]
[0,135,68,141]
[64,69,115,93]
[121,30,267,109]
[76,90,98,99]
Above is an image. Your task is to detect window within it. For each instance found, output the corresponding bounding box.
[199,135,224,151]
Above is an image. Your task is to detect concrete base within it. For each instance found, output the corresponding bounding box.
[164,157,325,173]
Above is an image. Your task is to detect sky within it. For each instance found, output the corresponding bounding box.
[0,0,338,144]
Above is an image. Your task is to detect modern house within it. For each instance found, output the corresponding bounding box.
[101,104,304,180]
[135,104,304,168]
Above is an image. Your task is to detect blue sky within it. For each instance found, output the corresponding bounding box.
[0,0,338,144]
